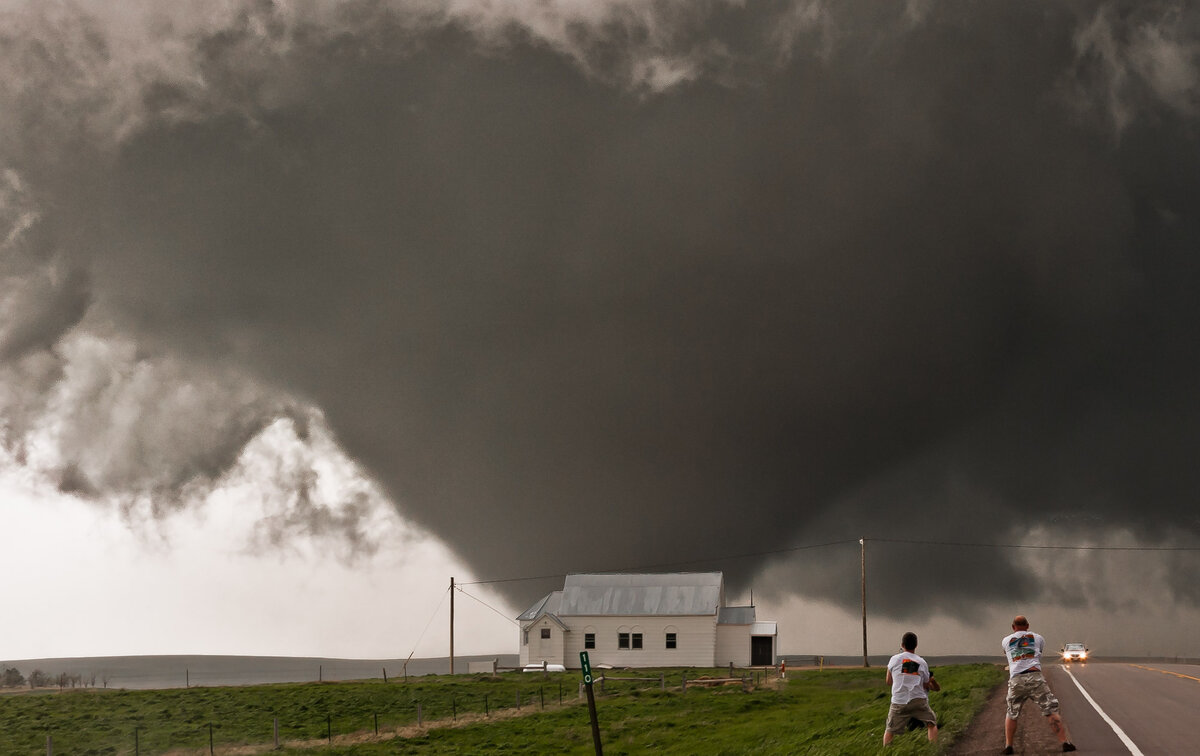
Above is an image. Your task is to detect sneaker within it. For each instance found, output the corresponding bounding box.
[1002,747,1014,755]
[1063,744,1076,752]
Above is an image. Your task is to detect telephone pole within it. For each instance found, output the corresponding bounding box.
[860,538,868,667]
[450,576,455,675]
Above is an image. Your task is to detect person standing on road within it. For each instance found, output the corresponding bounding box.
[883,631,940,746]
[1001,615,1076,753]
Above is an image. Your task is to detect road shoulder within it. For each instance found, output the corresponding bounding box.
[947,677,1062,755]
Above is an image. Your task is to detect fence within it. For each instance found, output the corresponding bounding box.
[15,666,782,754]
[25,680,608,754]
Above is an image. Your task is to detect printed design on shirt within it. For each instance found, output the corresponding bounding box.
[901,658,921,675]
[1007,634,1036,661]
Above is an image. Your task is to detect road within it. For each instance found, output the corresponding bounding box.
[1045,661,1200,754]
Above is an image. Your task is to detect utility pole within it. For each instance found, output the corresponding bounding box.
[450,576,455,675]
[860,538,868,667]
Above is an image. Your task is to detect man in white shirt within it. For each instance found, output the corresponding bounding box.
[883,631,940,745]
[1001,615,1076,753]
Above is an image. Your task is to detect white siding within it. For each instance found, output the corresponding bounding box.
[520,618,566,667]
[562,615,716,668]
[715,624,751,667]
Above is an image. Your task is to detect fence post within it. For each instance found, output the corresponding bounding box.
[729,661,734,677]
[485,693,489,717]
[47,734,52,756]
[326,715,331,745]
[374,713,379,735]
[383,667,388,683]
[453,695,457,721]
[274,717,279,749]
[516,690,521,710]
[660,672,665,691]
[209,723,214,755]
[559,682,563,705]
[540,686,544,709]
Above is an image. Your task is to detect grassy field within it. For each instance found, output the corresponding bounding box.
[0,664,1005,755]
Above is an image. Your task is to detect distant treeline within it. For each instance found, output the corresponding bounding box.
[1,667,101,689]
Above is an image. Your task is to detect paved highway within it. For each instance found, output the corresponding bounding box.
[1045,661,1200,754]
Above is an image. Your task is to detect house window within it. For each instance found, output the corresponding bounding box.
[541,628,551,639]
[665,633,677,649]
[523,631,529,646]
[618,632,630,649]
[632,633,643,649]
[584,633,595,649]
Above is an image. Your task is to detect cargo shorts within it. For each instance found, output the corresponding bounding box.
[885,697,938,734]
[1006,671,1060,719]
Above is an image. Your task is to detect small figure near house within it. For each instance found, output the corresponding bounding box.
[883,631,939,745]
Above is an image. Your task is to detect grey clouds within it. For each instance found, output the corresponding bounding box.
[2,0,1200,618]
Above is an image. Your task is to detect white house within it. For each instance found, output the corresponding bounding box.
[517,572,778,669]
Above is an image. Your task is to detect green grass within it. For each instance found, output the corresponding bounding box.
[0,664,1005,755]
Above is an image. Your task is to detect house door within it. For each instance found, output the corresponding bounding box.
[751,636,773,666]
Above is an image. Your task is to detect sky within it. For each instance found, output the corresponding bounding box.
[4,0,1200,662]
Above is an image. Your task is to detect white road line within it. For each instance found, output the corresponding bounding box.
[1061,667,1144,755]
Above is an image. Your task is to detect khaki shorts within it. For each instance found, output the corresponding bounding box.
[885,698,938,734]
[1006,671,1060,719]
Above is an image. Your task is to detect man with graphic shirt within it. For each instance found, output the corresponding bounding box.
[883,631,939,745]
[1001,615,1076,753]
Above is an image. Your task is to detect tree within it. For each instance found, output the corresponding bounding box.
[1,667,24,687]
[28,669,51,688]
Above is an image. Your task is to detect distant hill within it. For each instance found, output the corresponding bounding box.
[0,654,520,690]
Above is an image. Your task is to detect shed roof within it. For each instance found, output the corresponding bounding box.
[717,606,756,625]
[558,572,723,616]
[750,621,778,636]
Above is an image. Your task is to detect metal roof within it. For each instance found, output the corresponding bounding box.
[750,621,778,636]
[516,591,563,622]
[717,606,756,625]
[558,572,723,616]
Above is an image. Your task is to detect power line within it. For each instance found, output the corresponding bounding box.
[404,587,449,661]
[459,538,856,586]
[455,585,520,627]
[459,536,1200,588]
[459,572,569,587]
[869,537,1200,552]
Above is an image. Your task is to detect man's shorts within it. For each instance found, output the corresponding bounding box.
[1006,671,1060,719]
[885,697,938,734]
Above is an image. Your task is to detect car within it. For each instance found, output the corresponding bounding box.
[1061,642,1088,662]
[522,662,566,673]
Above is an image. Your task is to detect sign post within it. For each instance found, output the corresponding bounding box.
[580,651,602,755]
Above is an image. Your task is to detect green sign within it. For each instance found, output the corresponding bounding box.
[580,651,593,685]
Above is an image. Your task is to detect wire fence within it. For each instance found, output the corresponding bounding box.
[7,666,782,755]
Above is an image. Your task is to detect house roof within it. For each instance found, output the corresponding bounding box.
[517,591,563,621]
[717,606,756,625]
[557,572,723,616]
[750,621,778,636]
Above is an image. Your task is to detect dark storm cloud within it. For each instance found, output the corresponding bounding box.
[3,0,1200,618]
